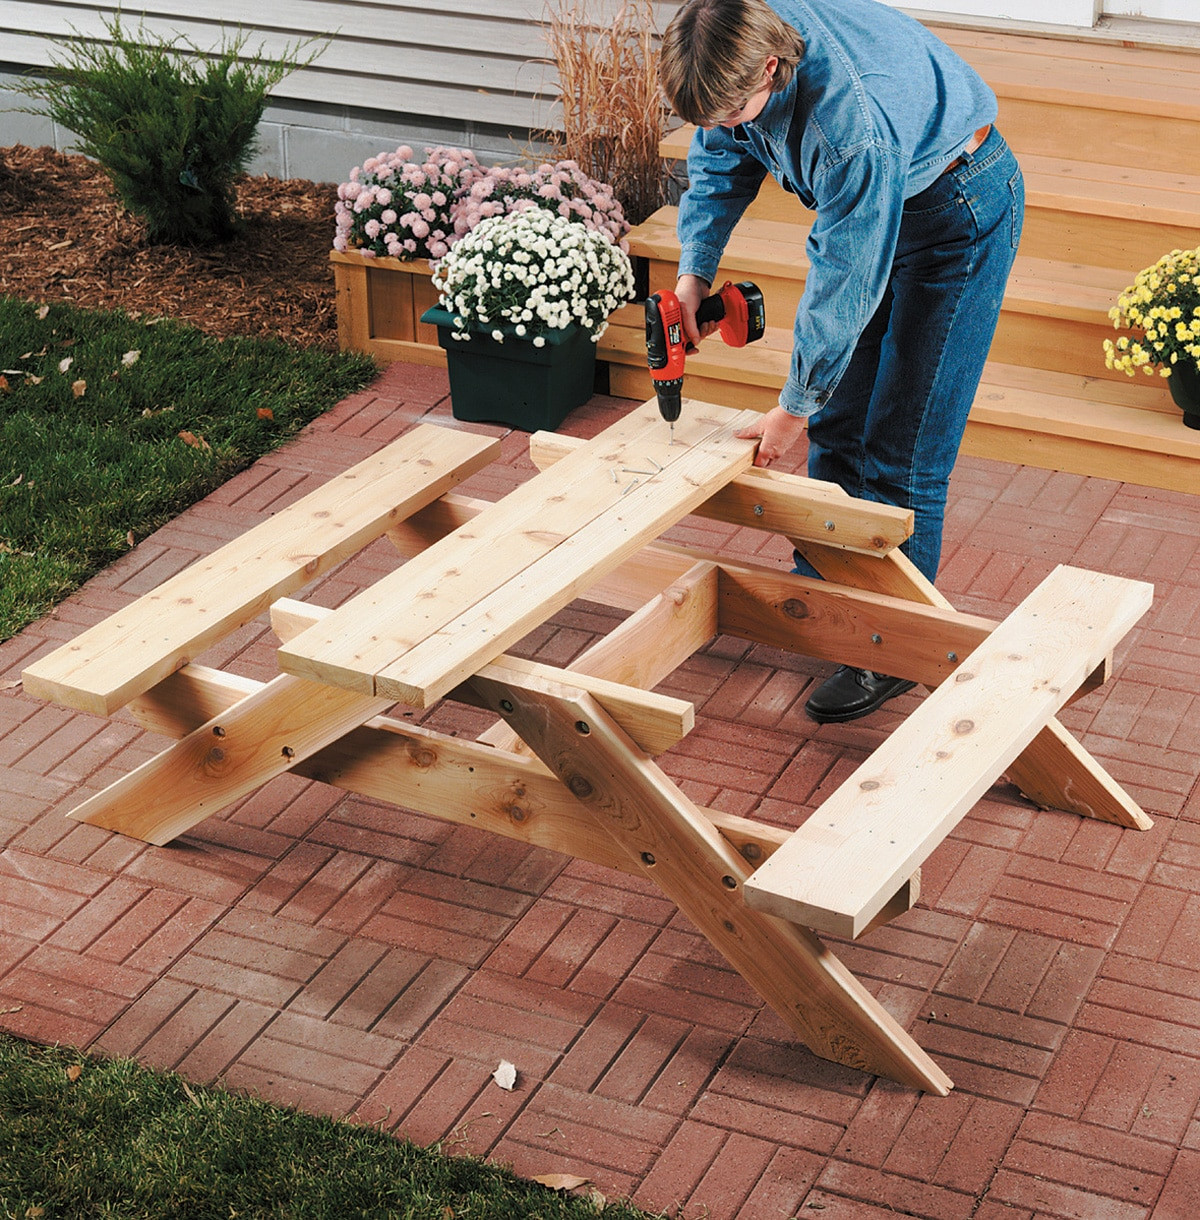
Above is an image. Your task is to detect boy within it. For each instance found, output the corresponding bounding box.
[661,0,1023,722]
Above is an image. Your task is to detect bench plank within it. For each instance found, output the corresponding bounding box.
[268,597,697,757]
[742,565,1153,939]
[277,401,758,706]
[21,425,499,716]
[528,429,913,556]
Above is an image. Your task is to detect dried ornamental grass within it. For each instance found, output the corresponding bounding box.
[539,0,672,226]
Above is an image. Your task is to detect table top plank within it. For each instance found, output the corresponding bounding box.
[21,424,499,716]
[278,401,758,704]
[742,564,1154,939]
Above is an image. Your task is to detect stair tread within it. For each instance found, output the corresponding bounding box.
[629,206,1133,317]
[600,316,1199,455]
[660,131,1200,228]
[933,25,1200,77]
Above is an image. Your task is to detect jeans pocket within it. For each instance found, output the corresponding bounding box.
[1007,168,1025,251]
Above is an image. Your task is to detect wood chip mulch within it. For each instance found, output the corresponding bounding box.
[0,144,343,351]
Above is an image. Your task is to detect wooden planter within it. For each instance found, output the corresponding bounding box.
[330,250,445,367]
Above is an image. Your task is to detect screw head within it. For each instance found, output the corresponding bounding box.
[871,633,883,645]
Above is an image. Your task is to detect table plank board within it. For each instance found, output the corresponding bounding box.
[742,565,1154,939]
[21,424,499,716]
[278,401,759,705]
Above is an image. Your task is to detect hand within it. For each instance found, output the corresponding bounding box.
[736,406,807,468]
[675,275,716,347]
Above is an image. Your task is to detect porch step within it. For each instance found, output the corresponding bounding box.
[627,206,1132,384]
[658,133,1200,273]
[597,316,1200,494]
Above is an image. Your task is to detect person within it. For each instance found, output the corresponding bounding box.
[660,0,1024,723]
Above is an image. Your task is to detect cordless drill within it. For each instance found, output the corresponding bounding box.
[645,280,766,441]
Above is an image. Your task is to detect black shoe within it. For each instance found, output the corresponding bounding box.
[804,666,917,724]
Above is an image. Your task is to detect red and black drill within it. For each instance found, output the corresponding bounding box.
[645,280,766,441]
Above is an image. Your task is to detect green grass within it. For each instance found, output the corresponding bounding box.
[0,295,377,640]
[0,1035,656,1219]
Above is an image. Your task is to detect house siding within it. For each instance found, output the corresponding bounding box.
[0,0,626,183]
[2,1,1197,185]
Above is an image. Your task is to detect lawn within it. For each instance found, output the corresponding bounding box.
[0,1035,654,1219]
[0,295,376,639]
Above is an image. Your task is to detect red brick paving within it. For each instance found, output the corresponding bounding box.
[2,360,1200,1219]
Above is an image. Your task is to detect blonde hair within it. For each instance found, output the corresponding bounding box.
[660,0,805,127]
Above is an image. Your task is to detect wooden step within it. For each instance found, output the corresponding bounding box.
[657,26,1200,170]
[627,206,1134,384]
[658,128,1200,272]
[597,318,1200,494]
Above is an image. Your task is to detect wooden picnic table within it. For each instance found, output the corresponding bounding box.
[22,400,1154,1095]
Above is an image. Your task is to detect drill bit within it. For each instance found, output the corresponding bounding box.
[669,421,675,445]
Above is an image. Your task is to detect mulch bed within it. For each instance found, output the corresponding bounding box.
[0,144,342,350]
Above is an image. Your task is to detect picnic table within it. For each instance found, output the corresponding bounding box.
[22,400,1154,1095]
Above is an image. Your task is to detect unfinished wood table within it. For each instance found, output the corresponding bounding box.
[22,402,1155,1096]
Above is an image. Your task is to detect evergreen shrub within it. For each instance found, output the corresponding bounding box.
[19,16,323,245]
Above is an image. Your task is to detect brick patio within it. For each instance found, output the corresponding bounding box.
[2,362,1199,1219]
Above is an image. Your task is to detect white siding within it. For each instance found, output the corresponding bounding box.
[1,0,580,132]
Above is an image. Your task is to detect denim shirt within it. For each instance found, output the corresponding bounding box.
[677,0,997,417]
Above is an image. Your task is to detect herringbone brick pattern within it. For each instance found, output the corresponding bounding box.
[2,361,1199,1219]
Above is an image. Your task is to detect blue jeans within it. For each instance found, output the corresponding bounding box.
[798,126,1024,582]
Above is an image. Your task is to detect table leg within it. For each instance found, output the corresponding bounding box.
[471,670,954,1095]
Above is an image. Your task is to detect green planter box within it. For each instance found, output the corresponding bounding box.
[421,306,597,432]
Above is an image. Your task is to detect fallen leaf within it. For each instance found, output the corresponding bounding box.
[72,379,87,398]
[126,531,136,548]
[10,474,24,486]
[178,430,210,451]
[587,1187,607,1208]
[26,1207,45,1219]
[26,375,44,386]
[121,349,141,367]
[66,1064,82,1082]
[58,356,72,374]
[531,1173,590,1192]
[256,406,274,420]
[181,1080,201,1106]
[492,1060,517,1091]
[0,375,9,393]
[36,304,49,319]
[0,1002,24,1013]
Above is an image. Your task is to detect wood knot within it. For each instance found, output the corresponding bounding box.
[782,598,809,620]
[954,671,975,683]
[568,775,594,799]
[859,779,881,791]
[409,747,436,769]
[953,719,975,735]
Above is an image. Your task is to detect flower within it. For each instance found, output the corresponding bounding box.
[1104,247,1200,380]
[431,209,635,342]
[333,145,482,260]
[334,149,632,264]
[450,160,630,250]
